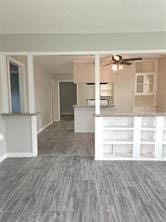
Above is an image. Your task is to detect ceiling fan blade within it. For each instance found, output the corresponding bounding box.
[122,57,143,62]
[101,55,112,61]
[103,62,113,67]
[120,61,132,65]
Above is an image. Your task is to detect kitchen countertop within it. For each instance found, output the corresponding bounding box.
[1,112,40,116]
[73,105,115,108]
[95,112,166,117]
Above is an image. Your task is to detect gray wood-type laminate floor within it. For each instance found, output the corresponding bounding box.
[38,121,94,156]
[1,121,166,221]
[1,157,166,221]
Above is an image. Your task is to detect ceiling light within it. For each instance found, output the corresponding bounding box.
[112,64,118,71]
[119,65,123,70]
[113,55,120,61]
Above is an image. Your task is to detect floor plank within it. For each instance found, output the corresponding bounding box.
[1,121,166,221]
[38,121,94,156]
[1,157,166,221]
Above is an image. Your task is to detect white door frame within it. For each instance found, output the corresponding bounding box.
[51,80,55,123]
[57,80,78,121]
[6,56,27,113]
[1,49,166,56]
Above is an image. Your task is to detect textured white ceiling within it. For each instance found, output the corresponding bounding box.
[34,55,94,74]
[34,53,166,74]
[0,0,166,33]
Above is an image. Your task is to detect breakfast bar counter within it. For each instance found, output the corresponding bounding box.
[73,105,115,132]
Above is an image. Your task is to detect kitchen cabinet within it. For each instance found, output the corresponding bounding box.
[135,73,155,95]
[100,83,113,97]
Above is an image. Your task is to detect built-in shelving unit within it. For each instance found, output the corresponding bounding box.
[163,121,166,158]
[95,115,166,161]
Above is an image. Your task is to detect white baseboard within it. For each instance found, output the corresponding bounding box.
[0,153,7,162]
[37,121,53,134]
[7,153,33,158]
[61,113,74,115]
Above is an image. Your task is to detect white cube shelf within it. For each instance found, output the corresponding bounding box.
[142,117,156,128]
[141,130,155,143]
[140,144,155,158]
[95,115,166,161]
[163,145,166,158]
[103,117,134,128]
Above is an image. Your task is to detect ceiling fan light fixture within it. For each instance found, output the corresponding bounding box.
[119,64,123,70]
[113,55,121,61]
[112,64,118,71]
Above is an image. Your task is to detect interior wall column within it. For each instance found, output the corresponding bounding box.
[27,54,38,156]
[27,54,35,113]
[0,55,9,113]
[95,54,100,115]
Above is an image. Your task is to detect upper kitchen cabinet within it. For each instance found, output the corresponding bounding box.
[135,61,157,96]
[73,62,112,83]
[134,60,157,113]
[135,73,155,95]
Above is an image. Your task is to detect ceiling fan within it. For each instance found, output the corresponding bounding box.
[103,55,143,71]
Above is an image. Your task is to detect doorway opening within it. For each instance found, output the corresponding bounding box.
[59,81,77,121]
[34,55,95,156]
[9,63,20,113]
[7,57,26,113]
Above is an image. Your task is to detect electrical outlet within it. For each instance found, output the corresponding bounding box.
[0,134,4,141]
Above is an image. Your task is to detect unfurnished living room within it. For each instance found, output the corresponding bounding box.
[0,1,166,222]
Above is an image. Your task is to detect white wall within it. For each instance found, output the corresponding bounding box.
[77,84,95,105]
[111,65,135,113]
[34,62,54,131]
[0,115,6,158]
[4,115,33,154]
[76,65,135,112]
[157,57,166,112]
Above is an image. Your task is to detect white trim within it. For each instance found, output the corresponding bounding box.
[155,116,164,159]
[99,158,166,161]
[1,49,166,56]
[27,55,35,113]
[133,117,141,158]
[76,84,79,105]
[6,56,26,113]
[6,153,33,158]
[51,81,55,122]
[7,57,25,67]
[0,153,7,162]
[0,55,9,113]
[95,54,100,115]
[31,115,38,156]
[95,117,103,160]
[37,121,53,134]
[58,80,77,121]
[57,80,60,121]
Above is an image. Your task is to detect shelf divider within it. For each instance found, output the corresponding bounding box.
[95,117,104,160]
[155,116,164,159]
[133,116,141,159]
